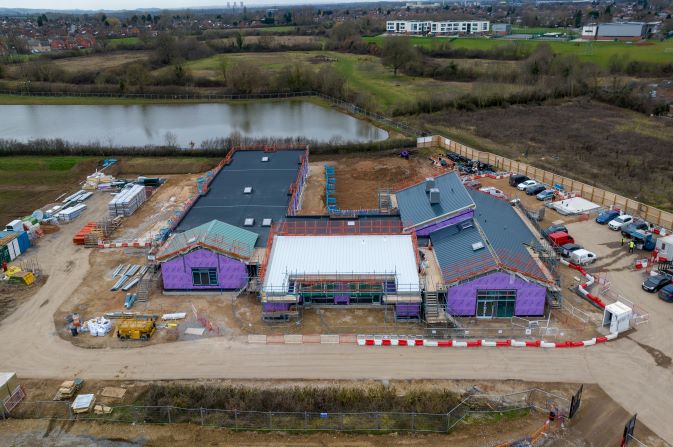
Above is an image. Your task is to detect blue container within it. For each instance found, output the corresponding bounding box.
[16,231,30,253]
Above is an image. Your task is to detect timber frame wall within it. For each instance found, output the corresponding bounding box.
[418,135,673,230]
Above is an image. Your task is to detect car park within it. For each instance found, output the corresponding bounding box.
[526,184,546,196]
[536,189,556,201]
[608,214,634,231]
[642,272,672,292]
[569,249,597,265]
[658,284,673,302]
[517,180,539,191]
[560,243,583,258]
[595,210,620,225]
[509,174,529,187]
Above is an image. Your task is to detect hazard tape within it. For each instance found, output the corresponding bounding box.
[356,332,617,348]
[98,241,152,249]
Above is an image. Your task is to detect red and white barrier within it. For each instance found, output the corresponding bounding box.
[559,258,606,309]
[98,240,152,249]
[356,332,618,348]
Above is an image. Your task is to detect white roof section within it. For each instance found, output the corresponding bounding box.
[263,235,421,293]
[551,197,601,215]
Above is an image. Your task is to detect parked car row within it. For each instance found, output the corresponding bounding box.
[595,210,657,251]
[509,174,557,200]
[542,224,597,265]
[641,271,673,303]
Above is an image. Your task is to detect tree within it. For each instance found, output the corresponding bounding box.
[574,9,583,28]
[381,36,415,76]
[37,16,43,27]
[235,32,244,50]
[154,33,177,65]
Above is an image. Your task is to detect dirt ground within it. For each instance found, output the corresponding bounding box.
[114,174,200,241]
[298,163,326,214]
[0,275,47,322]
[7,51,152,77]
[309,150,445,210]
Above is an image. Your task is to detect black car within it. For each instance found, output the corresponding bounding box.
[509,174,529,187]
[526,184,547,196]
[642,273,673,292]
[542,224,568,238]
[560,243,583,258]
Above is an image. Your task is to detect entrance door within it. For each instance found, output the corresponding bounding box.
[477,300,495,319]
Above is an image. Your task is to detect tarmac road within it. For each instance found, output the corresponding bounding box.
[1,195,672,443]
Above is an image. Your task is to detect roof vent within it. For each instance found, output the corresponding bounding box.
[261,156,269,162]
[472,241,485,251]
[262,218,272,227]
[461,220,474,230]
[425,177,435,193]
[429,188,440,205]
[244,218,255,227]
[243,187,253,194]
[187,236,196,244]
[347,221,356,226]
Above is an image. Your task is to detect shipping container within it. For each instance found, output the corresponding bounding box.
[7,238,18,260]
[0,245,10,264]
[15,231,30,254]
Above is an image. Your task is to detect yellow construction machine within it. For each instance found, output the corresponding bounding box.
[116,319,156,341]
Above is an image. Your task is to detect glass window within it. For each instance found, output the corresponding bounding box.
[192,268,218,286]
[476,290,517,318]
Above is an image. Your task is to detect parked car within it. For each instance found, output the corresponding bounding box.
[463,180,482,189]
[658,284,673,303]
[621,220,652,238]
[548,231,575,247]
[595,210,620,225]
[608,214,634,231]
[536,189,556,201]
[479,186,507,199]
[642,273,672,292]
[509,174,529,187]
[561,243,583,258]
[542,224,568,238]
[517,180,539,191]
[526,184,546,196]
[570,249,597,265]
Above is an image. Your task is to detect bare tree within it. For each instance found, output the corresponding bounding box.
[164,131,178,148]
[381,36,416,76]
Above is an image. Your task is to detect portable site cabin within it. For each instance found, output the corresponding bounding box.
[655,234,673,262]
[603,302,632,334]
[0,231,30,263]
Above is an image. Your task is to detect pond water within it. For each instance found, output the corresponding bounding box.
[0,101,388,147]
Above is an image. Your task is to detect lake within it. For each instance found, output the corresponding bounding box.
[0,101,388,147]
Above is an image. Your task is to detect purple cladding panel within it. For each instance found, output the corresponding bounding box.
[334,294,350,304]
[161,248,247,290]
[416,209,474,236]
[396,303,421,317]
[263,302,290,312]
[446,271,545,317]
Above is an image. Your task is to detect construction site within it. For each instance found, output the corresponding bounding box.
[2,140,673,446]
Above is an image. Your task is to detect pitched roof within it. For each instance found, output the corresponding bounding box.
[395,171,475,228]
[157,220,258,262]
[430,189,550,285]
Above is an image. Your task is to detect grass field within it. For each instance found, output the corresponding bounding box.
[105,36,143,48]
[365,36,673,66]
[511,26,577,35]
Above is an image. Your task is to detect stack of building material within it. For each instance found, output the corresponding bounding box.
[7,271,35,286]
[55,204,87,223]
[53,379,84,401]
[108,185,147,218]
[73,222,98,245]
[86,317,112,336]
[85,172,116,191]
[71,394,96,413]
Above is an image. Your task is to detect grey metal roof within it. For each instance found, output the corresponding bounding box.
[176,150,304,246]
[395,171,475,227]
[430,222,497,283]
[597,23,645,37]
[468,189,546,280]
[430,190,548,284]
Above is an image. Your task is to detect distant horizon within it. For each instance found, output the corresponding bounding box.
[0,0,401,11]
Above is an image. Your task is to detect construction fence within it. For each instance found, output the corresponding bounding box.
[6,389,568,434]
[419,136,673,230]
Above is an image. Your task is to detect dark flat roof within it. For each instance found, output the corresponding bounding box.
[395,171,475,228]
[176,150,304,246]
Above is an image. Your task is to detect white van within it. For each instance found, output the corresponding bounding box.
[570,249,597,265]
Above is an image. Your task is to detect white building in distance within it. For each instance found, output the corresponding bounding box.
[386,20,490,35]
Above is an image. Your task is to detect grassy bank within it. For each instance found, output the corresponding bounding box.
[364,36,673,66]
